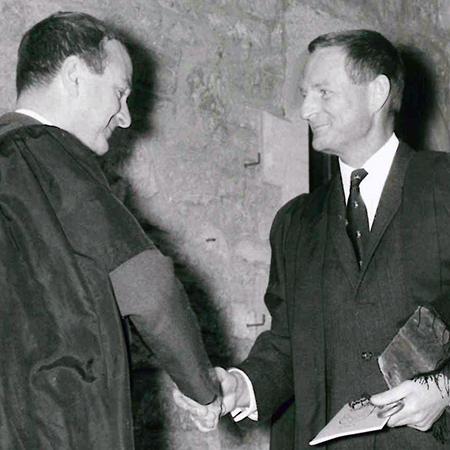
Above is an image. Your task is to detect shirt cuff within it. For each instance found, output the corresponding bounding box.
[228,368,258,421]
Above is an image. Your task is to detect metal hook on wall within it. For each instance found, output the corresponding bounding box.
[244,152,261,168]
[246,313,266,328]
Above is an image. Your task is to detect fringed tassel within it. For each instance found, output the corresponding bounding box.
[432,412,448,444]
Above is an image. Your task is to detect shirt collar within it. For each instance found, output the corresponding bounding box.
[338,133,399,228]
[340,133,398,177]
[15,108,55,126]
[14,108,106,185]
[339,133,399,195]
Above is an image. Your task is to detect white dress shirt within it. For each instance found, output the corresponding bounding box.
[339,133,399,228]
[15,108,54,126]
[231,133,400,422]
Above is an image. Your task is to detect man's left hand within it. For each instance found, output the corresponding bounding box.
[370,374,450,431]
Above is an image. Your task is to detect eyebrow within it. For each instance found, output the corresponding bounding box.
[311,80,330,87]
[301,80,331,90]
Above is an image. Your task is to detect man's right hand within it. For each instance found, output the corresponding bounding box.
[215,367,250,415]
[172,367,252,432]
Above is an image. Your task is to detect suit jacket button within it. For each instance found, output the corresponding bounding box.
[361,351,373,361]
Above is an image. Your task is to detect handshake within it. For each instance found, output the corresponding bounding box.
[172,367,251,432]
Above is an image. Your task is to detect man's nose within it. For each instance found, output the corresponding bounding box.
[116,101,131,129]
[300,92,319,121]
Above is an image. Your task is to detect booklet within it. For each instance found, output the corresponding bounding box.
[309,397,389,446]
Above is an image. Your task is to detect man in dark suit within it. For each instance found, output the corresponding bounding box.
[174,30,450,449]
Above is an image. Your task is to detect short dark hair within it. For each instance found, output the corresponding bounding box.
[308,30,404,113]
[16,11,123,96]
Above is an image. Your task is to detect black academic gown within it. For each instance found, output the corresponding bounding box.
[0,114,216,449]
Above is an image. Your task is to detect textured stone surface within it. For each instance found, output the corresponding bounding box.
[1,1,450,449]
[262,111,309,203]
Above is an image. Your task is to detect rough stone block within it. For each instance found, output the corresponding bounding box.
[262,110,309,203]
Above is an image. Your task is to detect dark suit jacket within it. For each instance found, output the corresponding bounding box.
[240,142,450,449]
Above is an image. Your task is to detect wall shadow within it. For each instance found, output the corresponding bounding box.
[97,29,235,449]
[133,218,234,368]
[395,45,442,151]
[95,32,167,449]
[99,31,159,197]
[127,211,237,449]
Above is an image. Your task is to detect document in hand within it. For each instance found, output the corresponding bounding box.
[309,397,388,446]
[310,305,450,446]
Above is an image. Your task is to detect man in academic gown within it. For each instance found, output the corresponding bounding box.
[174,30,450,449]
[0,11,218,449]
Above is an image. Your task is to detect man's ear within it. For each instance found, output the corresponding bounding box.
[60,55,83,96]
[369,74,391,113]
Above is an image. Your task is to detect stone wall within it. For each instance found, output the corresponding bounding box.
[1,1,450,449]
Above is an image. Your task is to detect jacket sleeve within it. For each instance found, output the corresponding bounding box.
[238,195,306,420]
[110,248,218,405]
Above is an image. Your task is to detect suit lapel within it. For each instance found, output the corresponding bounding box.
[357,142,414,286]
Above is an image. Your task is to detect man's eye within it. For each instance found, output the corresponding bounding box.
[320,89,331,98]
